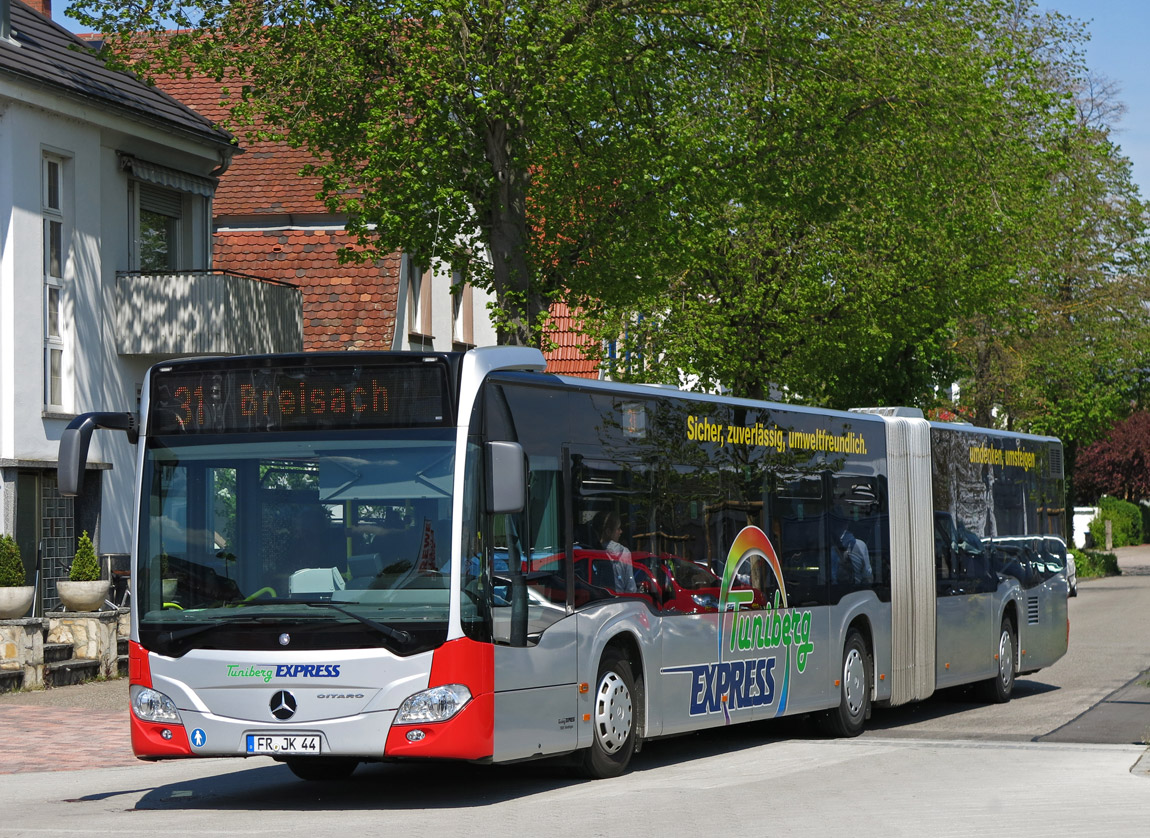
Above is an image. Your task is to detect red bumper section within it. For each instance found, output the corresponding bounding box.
[129,640,194,759]
[384,637,494,760]
[129,638,495,761]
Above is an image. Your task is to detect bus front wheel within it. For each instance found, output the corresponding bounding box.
[820,629,871,737]
[581,648,636,779]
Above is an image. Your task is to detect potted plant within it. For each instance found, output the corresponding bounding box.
[56,531,107,612]
[0,534,34,619]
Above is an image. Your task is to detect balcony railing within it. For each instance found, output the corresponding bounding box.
[115,270,303,356]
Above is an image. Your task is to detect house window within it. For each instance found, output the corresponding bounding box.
[137,184,182,271]
[43,153,67,409]
[408,265,433,338]
[452,272,474,350]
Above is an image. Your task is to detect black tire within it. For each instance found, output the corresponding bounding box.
[819,629,871,737]
[285,756,359,781]
[979,616,1016,704]
[580,648,636,779]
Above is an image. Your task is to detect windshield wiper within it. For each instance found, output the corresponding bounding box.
[243,598,412,646]
[157,615,279,647]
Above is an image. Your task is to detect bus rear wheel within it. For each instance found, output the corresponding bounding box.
[284,756,359,781]
[979,616,1016,704]
[580,648,636,779]
[819,629,871,737]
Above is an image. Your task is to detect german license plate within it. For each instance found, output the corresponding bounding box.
[246,734,321,754]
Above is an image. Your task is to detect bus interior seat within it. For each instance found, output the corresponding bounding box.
[288,566,347,595]
[347,551,384,579]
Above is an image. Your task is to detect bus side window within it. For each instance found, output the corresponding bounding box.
[570,457,645,606]
[523,465,568,610]
[767,475,827,607]
[829,474,884,593]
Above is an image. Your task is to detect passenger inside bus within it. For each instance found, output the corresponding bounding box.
[597,511,637,594]
[833,529,873,586]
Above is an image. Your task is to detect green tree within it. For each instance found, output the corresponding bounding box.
[70,531,101,582]
[582,0,1075,407]
[0,535,25,587]
[70,0,754,346]
[954,65,1150,445]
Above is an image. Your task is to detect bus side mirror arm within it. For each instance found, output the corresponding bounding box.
[485,441,526,514]
[485,441,528,647]
[58,412,138,497]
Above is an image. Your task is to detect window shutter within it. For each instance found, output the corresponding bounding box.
[139,184,182,217]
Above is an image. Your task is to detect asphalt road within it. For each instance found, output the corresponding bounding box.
[861,544,1150,745]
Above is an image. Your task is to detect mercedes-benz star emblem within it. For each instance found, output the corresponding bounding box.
[278,633,291,646]
[270,690,297,720]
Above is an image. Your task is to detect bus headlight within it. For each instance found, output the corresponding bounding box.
[130,685,182,724]
[396,684,472,724]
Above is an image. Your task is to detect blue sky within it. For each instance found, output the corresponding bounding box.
[1040,0,1150,196]
[51,1,1148,195]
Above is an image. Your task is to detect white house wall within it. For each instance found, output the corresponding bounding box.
[1,89,229,556]
[392,253,499,352]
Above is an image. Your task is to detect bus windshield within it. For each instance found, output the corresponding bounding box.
[137,429,456,657]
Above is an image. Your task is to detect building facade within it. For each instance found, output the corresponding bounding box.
[1,0,300,611]
[153,70,499,355]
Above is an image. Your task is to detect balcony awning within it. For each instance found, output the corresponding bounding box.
[117,153,216,197]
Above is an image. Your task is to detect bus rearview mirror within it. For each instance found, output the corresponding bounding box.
[57,412,138,497]
[486,441,526,514]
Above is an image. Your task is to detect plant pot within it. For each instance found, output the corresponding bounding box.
[56,579,108,612]
[0,586,35,619]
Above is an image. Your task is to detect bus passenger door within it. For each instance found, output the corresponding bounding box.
[490,461,580,762]
[492,626,579,762]
[934,520,995,687]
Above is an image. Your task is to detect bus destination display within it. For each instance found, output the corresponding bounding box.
[149,362,451,434]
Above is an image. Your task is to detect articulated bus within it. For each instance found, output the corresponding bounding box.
[58,347,1069,780]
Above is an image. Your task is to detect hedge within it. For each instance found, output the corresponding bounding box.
[1069,548,1121,578]
[1087,496,1143,548]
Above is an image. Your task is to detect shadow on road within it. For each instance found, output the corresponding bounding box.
[72,673,1137,812]
[862,677,1060,733]
[105,716,817,811]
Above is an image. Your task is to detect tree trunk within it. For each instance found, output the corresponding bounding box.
[483,118,545,347]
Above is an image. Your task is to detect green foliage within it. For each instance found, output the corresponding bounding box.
[1087,497,1143,548]
[1069,547,1120,578]
[70,0,749,347]
[948,21,1150,442]
[0,534,26,588]
[66,0,1150,421]
[581,1,1148,412]
[69,531,101,582]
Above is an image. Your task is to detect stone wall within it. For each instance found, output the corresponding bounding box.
[1,610,128,688]
[0,618,47,689]
[47,611,122,679]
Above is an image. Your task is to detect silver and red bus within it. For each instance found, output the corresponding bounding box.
[59,347,1069,779]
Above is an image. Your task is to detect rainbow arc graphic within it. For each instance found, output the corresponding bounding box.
[717,526,791,718]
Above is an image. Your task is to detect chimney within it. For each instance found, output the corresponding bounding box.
[3,0,54,39]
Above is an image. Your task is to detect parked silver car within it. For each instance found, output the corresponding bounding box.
[1045,535,1076,597]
